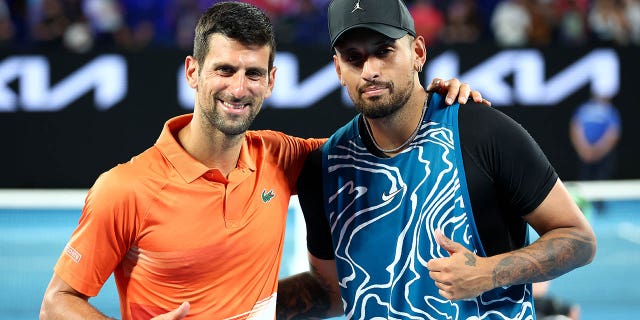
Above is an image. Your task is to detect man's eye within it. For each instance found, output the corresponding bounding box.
[247,71,263,80]
[376,49,392,57]
[217,67,234,75]
[346,55,362,63]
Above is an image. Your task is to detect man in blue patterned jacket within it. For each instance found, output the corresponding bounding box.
[276,0,597,319]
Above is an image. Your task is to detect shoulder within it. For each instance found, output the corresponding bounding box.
[246,130,325,174]
[458,103,532,141]
[247,130,326,148]
[326,116,360,147]
[459,103,517,126]
[87,147,166,212]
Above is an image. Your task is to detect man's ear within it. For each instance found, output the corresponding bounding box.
[264,66,277,99]
[185,56,198,89]
[412,35,427,73]
[333,54,345,86]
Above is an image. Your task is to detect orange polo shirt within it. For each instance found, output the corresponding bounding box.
[54,114,325,319]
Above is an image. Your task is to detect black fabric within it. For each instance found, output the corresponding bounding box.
[296,147,334,259]
[297,102,558,259]
[458,103,558,256]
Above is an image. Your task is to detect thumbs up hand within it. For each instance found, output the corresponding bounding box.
[151,302,190,320]
[426,229,495,300]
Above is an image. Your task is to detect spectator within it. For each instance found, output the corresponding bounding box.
[167,0,201,51]
[58,0,92,52]
[554,0,591,46]
[119,0,175,49]
[82,0,125,49]
[623,0,640,44]
[409,0,445,46]
[29,0,71,48]
[569,94,622,214]
[0,0,15,46]
[589,0,630,45]
[526,0,556,46]
[491,0,531,46]
[274,0,328,45]
[440,0,483,44]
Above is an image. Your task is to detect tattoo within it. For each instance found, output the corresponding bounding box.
[464,252,476,267]
[492,230,595,288]
[276,264,333,319]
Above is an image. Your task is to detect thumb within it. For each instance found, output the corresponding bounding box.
[435,229,462,255]
[153,302,190,320]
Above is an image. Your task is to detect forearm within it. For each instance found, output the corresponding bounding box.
[276,270,342,319]
[490,227,596,287]
[40,292,114,320]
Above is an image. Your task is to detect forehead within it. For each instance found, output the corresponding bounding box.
[205,33,271,67]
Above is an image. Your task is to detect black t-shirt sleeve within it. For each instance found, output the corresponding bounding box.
[296,148,335,259]
[460,103,558,215]
[459,103,558,255]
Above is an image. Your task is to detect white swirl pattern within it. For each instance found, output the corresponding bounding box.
[322,111,534,320]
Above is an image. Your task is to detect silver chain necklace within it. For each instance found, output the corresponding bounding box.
[363,98,428,154]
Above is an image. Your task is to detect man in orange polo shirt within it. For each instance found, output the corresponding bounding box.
[39,2,485,319]
[40,2,323,318]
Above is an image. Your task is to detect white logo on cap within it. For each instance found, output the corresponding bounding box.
[352,0,364,12]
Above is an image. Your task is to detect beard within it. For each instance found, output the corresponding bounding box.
[352,76,414,119]
[202,92,260,136]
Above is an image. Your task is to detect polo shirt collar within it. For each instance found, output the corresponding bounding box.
[155,114,257,184]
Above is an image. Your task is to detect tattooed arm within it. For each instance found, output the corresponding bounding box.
[276,253,343,319]
[426,179,597,300]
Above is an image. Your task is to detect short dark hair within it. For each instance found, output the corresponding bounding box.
[193,2,276,71]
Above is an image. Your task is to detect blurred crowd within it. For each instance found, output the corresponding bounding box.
[1,0,639,53]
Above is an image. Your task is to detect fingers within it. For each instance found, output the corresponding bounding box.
[433,276,469,301]
[470,90,492,106]
[444,78,461,105]
[426,257,442,272]
[425,77,443,93]
[426,77,461,104]
[425,77,493,106]
[438,289,453,300]
[457,83,471,104]
[431,273,456,300]
[470,90,483,104]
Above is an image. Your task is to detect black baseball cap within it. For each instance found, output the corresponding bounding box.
[328,0,417,48]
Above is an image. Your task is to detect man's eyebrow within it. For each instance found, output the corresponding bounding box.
[211,63,267,74]
[246,66,268,74]
[211,62,235,70]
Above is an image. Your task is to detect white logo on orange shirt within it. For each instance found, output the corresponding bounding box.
[64,244,82,263]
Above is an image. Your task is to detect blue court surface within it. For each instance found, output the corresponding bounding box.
[1,199,638,319]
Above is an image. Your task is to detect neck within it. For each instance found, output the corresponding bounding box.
[364,91,428,155]
[178,117,244,177]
